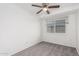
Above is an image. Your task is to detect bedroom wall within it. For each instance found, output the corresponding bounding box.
[41,13,77,47]
[76,10,79,54]
[0,4,41,55]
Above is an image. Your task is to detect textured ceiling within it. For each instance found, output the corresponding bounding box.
[16,3,79,18]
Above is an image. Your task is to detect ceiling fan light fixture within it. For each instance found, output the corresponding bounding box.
[43,8,48,11]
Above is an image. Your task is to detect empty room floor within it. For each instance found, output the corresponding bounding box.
[13,42,79,56]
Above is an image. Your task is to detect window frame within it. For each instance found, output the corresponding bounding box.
[47,17,68,33]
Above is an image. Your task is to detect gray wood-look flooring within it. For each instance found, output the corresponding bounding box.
[13,41,79,56]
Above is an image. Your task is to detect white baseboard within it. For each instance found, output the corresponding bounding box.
[43,40,76,48]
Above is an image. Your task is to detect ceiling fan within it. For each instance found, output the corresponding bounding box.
[32,3,60,14]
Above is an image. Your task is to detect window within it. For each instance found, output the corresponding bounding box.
[56,20,65,33]
[47,17,67,33]
[47,21,55,33]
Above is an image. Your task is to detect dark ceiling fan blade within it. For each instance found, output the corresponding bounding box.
[48,5,60,8]
[46,10,50,14]
[36,9,42,14]
[32,4,42,8]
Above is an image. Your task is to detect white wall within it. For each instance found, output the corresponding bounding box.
[76,10,79,54]
[41,13,77,47]
[0,4,41,56]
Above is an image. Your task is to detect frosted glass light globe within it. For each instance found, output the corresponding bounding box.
[43,8,48,11]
